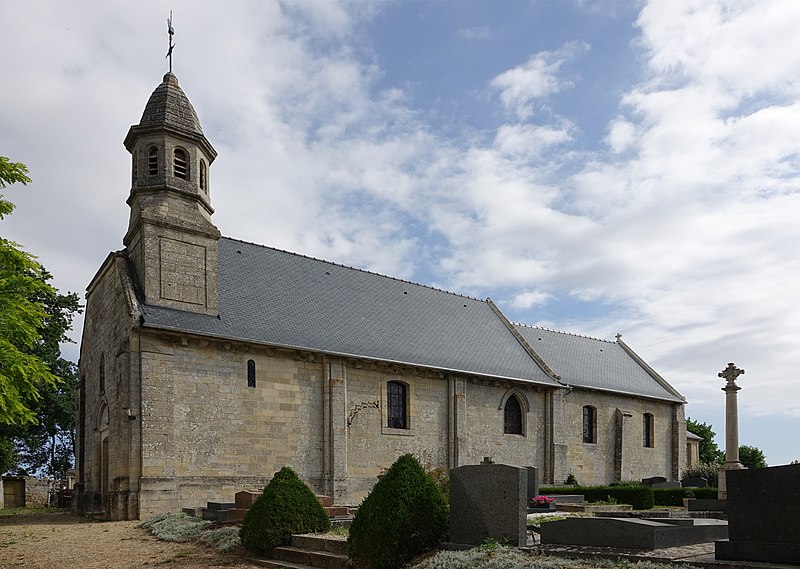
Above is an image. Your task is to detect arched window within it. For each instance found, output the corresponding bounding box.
[99,353,106,394]
[643,413,654,448]
[503,395,523,435]
[132,150,138,184]
[199,159,207,193]
[174,148,188,180]
[582,405,596,444]
[147,146,158,175]
[247,359,256,388]
[387,381,408,429]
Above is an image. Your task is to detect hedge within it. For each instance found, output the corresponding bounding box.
[541,485,654,510]
[653,487,718,506]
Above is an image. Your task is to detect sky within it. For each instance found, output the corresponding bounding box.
[1,0,799,467]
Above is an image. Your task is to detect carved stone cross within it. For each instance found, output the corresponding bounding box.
[719,362,745,385]
[719,362,745,471]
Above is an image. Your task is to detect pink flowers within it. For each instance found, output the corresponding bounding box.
[531,495,555,508]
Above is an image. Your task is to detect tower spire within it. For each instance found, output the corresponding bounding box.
[166,11,175,73]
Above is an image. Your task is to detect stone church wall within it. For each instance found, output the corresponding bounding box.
[554,389,684,485]
[344,364,450,503]
[137,339,326,516]
[460,379,547,469]
[76,255,140,520]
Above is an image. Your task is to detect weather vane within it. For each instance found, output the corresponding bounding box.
[166,11,175,73]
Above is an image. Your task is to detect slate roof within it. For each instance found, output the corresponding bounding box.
[514,325,685,403]
[140,238,560,387]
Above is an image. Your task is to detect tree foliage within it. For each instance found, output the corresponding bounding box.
[0,156,81,477]
[686,417,724,464]
[687,417,768,472]
[739,445,767,469]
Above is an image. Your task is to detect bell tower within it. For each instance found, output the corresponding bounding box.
[122,72,220,315]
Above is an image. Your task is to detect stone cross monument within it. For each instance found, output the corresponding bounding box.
[717,362,745,498]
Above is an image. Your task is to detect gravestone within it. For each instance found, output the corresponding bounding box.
[641,476,666,486]
[201,501,235,521]
[652,481,681,489]
[716,463,800,564]
[681,477,708,488]
[526,466,539,502]
[449,462,527,546]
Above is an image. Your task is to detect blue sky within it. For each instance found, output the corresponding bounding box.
[2,0,799,467]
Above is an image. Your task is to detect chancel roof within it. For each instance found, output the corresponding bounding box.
[514,325,685,403]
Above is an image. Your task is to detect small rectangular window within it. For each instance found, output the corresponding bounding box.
[583,406,596,444]
[643,413,654,447]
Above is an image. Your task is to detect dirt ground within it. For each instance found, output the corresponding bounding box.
[0,511,266,569]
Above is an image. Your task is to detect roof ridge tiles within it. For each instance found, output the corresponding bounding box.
[221,235,485,302]
[512,322,616,344]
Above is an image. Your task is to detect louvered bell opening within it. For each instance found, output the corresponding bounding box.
[174,148,188,180]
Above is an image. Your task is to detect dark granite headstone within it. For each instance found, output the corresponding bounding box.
[716,464,800,564]
[641,476,667,486]
[652,481,681,489]
[681,477,708,488]
[449,463,527,546]
[526,466,539,502]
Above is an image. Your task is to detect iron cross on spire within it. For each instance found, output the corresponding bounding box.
[166,11,175,73]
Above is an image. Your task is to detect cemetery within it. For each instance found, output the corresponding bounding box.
[143,361,800,568]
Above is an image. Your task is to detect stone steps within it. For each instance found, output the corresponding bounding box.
[247,534,349,569]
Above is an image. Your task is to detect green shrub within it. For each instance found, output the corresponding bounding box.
[653,487,718,506]
[239,466,331,552]
[540,485,654,510]
[426,466,450,502]
[681,463,720,487]
[348,453,449,569]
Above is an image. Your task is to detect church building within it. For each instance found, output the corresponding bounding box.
[75,72,687,520]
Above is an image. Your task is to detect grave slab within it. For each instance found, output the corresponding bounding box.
[540,517,727,550]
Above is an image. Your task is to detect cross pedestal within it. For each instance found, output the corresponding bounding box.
[717,362,745,499]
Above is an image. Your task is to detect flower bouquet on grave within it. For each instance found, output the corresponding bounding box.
[530,495,556,510]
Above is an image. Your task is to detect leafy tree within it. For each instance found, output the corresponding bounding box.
[0,156,31,215]
[739,445,767,469]
[686,418,724,464]
[0,156,81,477]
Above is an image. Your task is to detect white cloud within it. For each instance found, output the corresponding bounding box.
[4,0,800,463]
[605,117,637,153]
[490,42,589,120]
[511,291,552,310]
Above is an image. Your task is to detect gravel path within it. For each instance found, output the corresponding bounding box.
[0,511,265,569]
